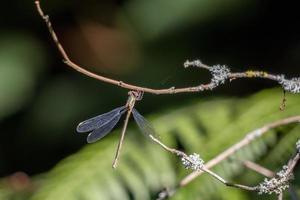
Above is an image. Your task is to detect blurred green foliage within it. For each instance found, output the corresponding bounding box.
[0,0,299,200]
[0,33,46,119]
[122,0,256,40]
[1,88,299,199]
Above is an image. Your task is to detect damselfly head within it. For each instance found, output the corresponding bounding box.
[128,90,143,101]
[126,91,143,110]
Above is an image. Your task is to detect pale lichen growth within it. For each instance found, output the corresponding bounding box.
[184,59,300,94]
[181,153,205,171]
[278,76,300,94]
[183,59,203,68]
[183,60,230,90]
[257,165,293,195]
[209,65,230,89]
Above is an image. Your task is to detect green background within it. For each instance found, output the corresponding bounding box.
[0,1,299,199]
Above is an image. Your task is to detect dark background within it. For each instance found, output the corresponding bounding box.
[0,0,299,182]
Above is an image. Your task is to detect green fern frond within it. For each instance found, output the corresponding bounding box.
[30,88,300,200]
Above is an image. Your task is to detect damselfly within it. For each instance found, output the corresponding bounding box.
[76,91,157,168]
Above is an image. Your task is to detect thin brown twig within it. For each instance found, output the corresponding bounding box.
[242,160,275,178]
[154,116,300,199]
[149,135,186,157]
[202,167,257,191]
[242,159,300,200]
[149,134,252,192]
[35,1,300,198]
[150,135,257,195]
[242,159,299,200]
[156,122,300,200]
[35,1,287,95]
[278,193,283,200]
[286,152,300,176]
[255,151,300,196]
[180,115,300,187]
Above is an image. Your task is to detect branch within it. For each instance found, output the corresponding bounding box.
[241,160,299,200]
[156,138,300,199]
[34,1,300,199]
[179,115,300,187]
[150,135,257,200]
[156,116,300,199]
[241,160,275,178]
[35,1,300,95]
[256,151,299,196]
[148,137,252,192]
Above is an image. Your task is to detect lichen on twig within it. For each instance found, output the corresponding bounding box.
[279,76,300,94]
[181,153,205,171]
[257,165,293,195]
[34,1,300,199]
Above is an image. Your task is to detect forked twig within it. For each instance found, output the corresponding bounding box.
[34,1,300,199]
[180,115,300,187]
[150,135,257,193]
[241,160,299,200]
[35,1,300,95]
[155,116,300,199]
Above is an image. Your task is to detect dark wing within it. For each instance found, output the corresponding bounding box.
[132,108,159,139]
[86,110,125,143]
[76,106,126,133]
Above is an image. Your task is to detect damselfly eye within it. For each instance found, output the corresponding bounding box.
[130,91,143,101]
[136,91,144,100]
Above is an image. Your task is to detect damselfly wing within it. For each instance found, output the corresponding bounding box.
[132,108,158,139]
[77,106,127,143]
[77,106,158,143]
